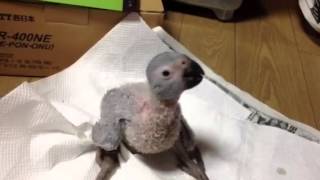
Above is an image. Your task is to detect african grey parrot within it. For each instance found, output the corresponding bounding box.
[92,51,209,180]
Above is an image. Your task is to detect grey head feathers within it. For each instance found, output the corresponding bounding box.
[146,51,204,101]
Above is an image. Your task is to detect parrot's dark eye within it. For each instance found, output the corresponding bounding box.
[162,70,170,77]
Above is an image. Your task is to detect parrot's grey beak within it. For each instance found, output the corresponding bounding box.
[184,61,204,89]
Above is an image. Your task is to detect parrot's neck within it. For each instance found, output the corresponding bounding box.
[149,90,179,108]
[146,84,179,108]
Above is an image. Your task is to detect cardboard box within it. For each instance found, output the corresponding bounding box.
[22,0,136,11]
[0,0,164,76]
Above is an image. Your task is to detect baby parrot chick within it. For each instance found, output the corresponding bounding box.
[92,51,209,180]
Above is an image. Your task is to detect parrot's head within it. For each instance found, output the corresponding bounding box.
[146,51,204,102]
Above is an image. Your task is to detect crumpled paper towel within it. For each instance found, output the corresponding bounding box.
[1,13,320,180]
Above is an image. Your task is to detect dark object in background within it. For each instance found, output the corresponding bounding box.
[166,0,243,20]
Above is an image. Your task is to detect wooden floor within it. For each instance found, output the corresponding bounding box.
[0,0,319,130]
[164,0,320,129]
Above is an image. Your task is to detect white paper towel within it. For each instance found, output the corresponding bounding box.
[1,13,320,180]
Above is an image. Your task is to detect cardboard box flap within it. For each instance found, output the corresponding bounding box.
[0,1,44,22]
[20,0,126,11]
[44,5,89,25]
[139,0,164,12]
[0,0,164,76]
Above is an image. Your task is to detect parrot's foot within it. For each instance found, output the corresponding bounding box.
[95,148,119,180]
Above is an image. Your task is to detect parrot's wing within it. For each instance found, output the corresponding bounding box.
[180,117,206,171]
[180,117,196,151]
[92,121,123,151]
[173,117,209,180]
[93,88,134,151]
